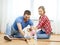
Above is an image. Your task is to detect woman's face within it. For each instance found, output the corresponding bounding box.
[38,8,44,16]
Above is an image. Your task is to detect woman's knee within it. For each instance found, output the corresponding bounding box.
[37,34,50,39]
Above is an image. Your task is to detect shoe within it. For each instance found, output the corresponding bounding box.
[4,35,12,41]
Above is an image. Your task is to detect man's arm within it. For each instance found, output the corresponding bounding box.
[17,23,25,36]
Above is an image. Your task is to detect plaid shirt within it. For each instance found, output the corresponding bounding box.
[37,15,52,34]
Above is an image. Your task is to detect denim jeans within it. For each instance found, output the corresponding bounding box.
[37,30,50,39]
[5,24,24,38]
[5,24,50,39]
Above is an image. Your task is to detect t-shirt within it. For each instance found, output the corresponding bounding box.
[13,16,33,30]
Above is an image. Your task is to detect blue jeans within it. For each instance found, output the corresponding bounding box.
[5,24,24,38]
[37,30,50,39]
[5,24,50,39]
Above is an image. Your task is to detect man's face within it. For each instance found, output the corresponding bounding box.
[38,8,44,16]
[24,14,30,21]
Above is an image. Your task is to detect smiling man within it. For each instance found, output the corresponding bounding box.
[4,10,33,41]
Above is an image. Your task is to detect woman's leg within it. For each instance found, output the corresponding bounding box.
[37,34,50,39]
[37,30,50,39]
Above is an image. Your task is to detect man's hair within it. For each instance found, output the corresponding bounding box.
[24,10,31,15]
[38,6,45,13]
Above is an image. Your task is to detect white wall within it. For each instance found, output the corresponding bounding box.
[1,0,31,33]
[9,0,31,24]
[1,0,8,33]
[0,0,60,34]
[55,0,60,34]
[31,0,57,20]
[0,0,2,32]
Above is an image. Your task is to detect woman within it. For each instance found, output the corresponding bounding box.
[35,6,52,39]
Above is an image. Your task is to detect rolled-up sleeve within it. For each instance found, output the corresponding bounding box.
[37,16,46,29]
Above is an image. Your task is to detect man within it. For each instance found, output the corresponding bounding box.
[4,10,33,41]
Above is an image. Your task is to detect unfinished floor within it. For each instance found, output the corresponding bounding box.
[0,34,60,45]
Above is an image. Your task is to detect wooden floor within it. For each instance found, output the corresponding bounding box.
[0,34,60,45]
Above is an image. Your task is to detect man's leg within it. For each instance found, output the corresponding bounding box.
[11,26,24,38]
[13,32,24,38]
[4,25,24,41]
[37,30,50,39]
[4,24,13,41]
[5,24,12,36]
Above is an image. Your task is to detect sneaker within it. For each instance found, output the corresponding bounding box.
[4,35,12,41]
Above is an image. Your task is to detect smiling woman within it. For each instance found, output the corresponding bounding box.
[32,0,57,20]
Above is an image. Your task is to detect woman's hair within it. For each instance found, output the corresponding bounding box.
[24,10,31,15]
[38,6,45,13]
